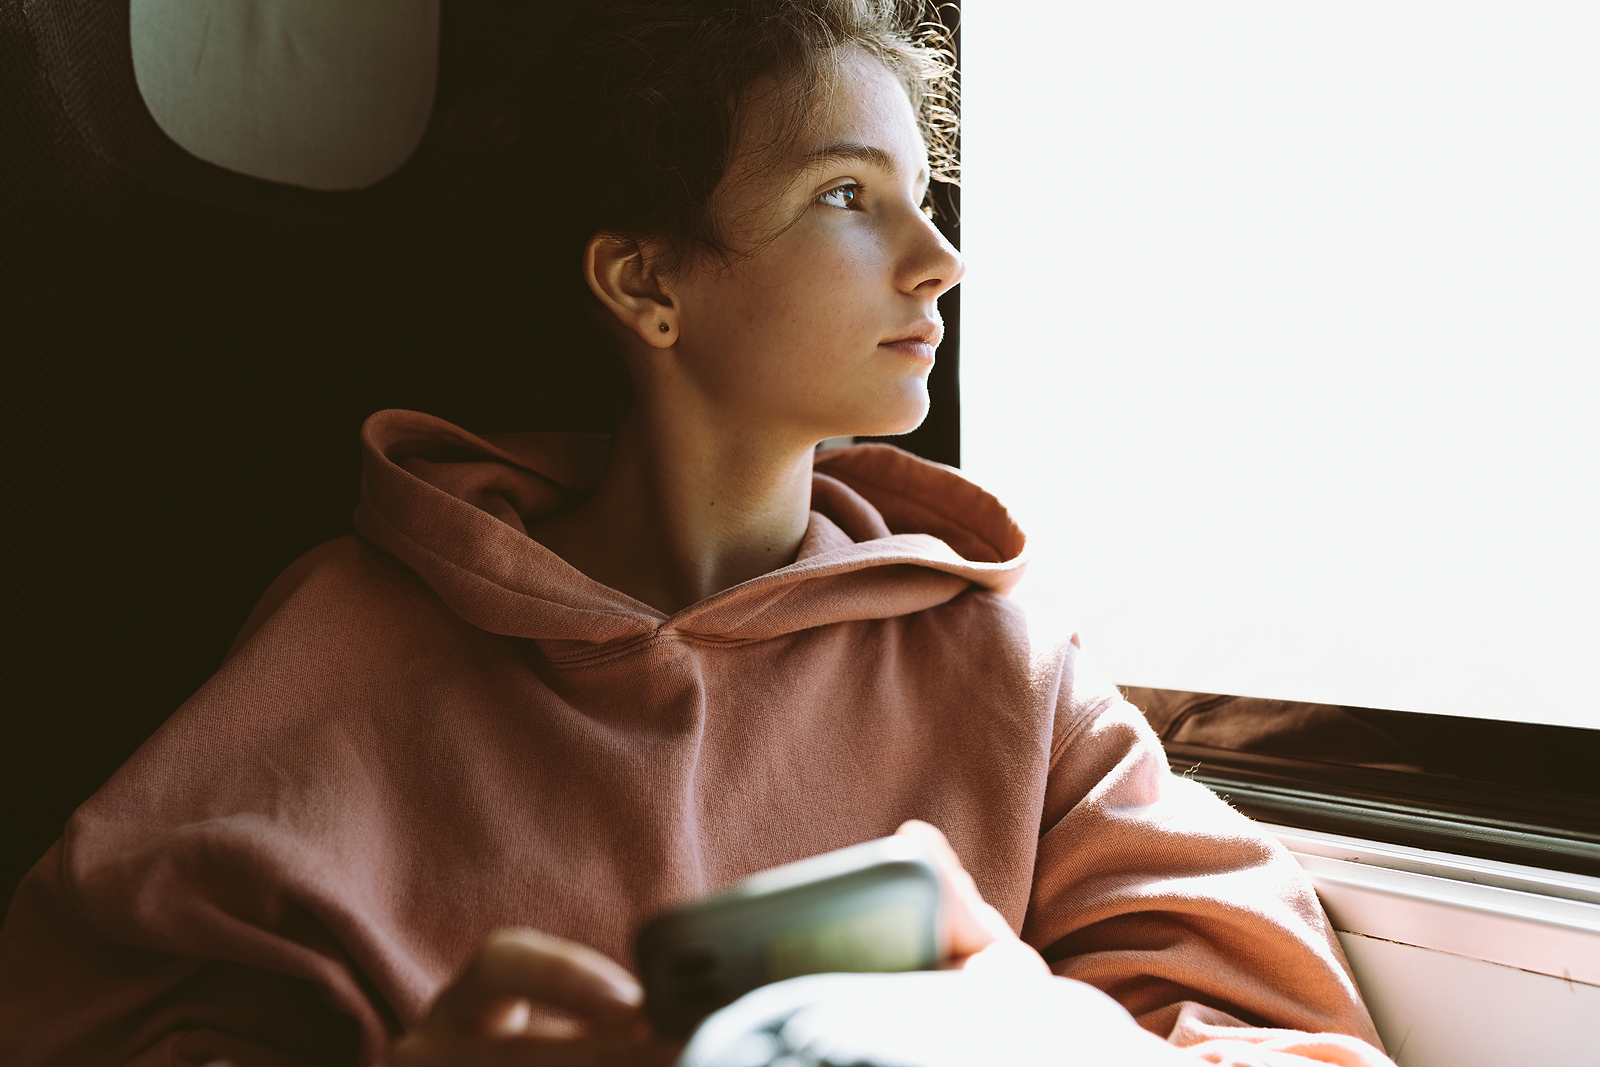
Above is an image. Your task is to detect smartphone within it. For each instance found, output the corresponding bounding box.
[636,835,946,1036]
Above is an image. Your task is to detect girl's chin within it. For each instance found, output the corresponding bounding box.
[839,390,932,440]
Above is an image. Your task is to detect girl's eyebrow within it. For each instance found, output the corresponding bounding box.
[801,141,929,187]
[803,141,895,170]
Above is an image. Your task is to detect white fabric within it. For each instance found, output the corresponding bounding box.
[678,972,1191,1067]
[130,0,438,190]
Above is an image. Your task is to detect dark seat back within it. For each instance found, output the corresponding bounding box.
[0,0,536,902]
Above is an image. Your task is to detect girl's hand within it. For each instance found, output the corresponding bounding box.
[894,820,1052,980]
[682,828,1179,1066]
[389,928,682,1067]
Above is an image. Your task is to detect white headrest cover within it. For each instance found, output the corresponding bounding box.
[130,0,439,191]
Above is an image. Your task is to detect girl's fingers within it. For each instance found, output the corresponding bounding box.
[427,928,645,1036]
[957,933,1052,978]
[894,820,1015,958]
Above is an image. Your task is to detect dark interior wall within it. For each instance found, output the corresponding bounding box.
[0,0,963,906]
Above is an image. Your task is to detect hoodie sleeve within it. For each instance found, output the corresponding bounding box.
[0,540,418,1067]
[0,841,368,1067]
[1021,641,1394,1067]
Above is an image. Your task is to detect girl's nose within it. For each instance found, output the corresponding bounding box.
[906,213,965,298]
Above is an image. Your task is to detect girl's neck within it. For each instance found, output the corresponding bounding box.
[526,403,816,616]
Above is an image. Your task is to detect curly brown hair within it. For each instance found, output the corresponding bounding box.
[453,0,958,432]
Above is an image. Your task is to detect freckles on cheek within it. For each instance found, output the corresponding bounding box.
[810,243,880,334]
[725,234,879,355]
[724,274,785,336]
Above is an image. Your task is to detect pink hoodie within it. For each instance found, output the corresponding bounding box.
[0,410,1391,1067]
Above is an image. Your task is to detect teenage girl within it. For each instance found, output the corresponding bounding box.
[0,4,1393,1066]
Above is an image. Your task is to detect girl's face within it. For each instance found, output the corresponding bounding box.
[663,49,964,444]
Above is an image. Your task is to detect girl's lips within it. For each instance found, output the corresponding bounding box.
[879,339,938,363]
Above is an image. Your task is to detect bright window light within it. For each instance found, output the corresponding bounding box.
[961,2,1600,729]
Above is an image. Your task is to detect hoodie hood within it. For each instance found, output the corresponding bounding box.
[353,410,1028,648]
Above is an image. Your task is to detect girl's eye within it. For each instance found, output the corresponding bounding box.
[818,183,862,210]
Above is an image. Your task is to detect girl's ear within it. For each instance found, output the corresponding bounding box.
[583,234,679,349]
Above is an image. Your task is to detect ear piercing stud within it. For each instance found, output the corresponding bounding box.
[659,323,670,333]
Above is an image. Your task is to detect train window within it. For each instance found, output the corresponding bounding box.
[962,0,1598,732]
[960,0,1598,795]
[957,8,1600,1058]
